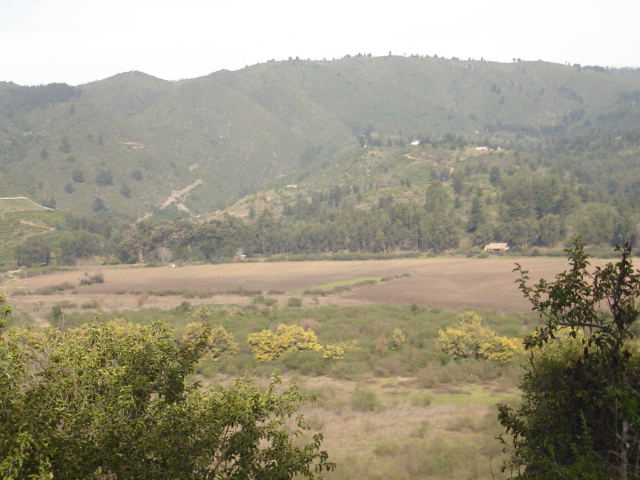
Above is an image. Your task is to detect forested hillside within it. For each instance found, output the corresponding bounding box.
[2,56,640,266]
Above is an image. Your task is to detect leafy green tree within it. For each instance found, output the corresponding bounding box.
[499,240,640,479]
[15,236,51,266]
[467,196,486,233]
[92,198,106,212]
[423,182,460,252]
[0,315,333,479]
[574,202,618,245]
[95,169,114,187]
[58,231,104,265]
[489,166,501,186]
[59,136,71,154]
[72,169,85,183]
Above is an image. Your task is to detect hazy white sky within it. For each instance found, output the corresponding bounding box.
[2,0,639,86]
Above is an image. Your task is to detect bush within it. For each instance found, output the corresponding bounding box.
[287,297,303,307]
[79,272,104,286]
[282,350,330,376]
[248,324,323,362]
[181,322,239,360]
[390,328,406,350]
[247,324,349,362]
[351,388,381,412]
[80,299,99,309]
[437,311,522,362]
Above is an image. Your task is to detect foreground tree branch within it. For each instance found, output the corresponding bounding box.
[500,239,640,479]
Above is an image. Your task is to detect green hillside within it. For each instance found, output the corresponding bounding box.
[1,56,640,221]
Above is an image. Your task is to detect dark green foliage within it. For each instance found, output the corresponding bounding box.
[71,169,85,183]
[59,231,103,264]
[92,198,106,212]
[499,240,640,479]
[119,183,131,197]
[95,169,114,187]
[1,83,80,115]
[15,236,51,266]
[59,136,71,154]
[489,166,501,186]
[287,297,303,307]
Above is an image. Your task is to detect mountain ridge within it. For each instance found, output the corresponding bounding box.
[1,56,640,220]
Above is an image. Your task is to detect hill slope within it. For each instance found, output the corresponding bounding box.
[1,57,640,219]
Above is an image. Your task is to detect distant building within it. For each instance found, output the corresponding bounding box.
[483,242,509,253]
[475,146,490,152]
[409,140,421,146]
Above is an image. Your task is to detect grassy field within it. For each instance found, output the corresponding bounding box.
[280,374,516,480]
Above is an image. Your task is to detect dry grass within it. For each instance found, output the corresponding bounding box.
[289,375,516,480]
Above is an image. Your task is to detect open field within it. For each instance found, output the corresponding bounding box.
[208,373,518,480]
[4,256,600,315]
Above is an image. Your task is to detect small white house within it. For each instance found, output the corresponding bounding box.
[483,242,509,254]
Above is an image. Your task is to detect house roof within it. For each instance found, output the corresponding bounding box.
[484,242,509,250]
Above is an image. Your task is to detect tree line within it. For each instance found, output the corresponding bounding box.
[13,170,638,268]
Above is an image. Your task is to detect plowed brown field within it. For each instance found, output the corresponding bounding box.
[5,256,600,314]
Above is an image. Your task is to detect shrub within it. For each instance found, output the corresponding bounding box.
[437,311,522,362]
[390,328,406,350]
[79,272,104,286]
[227,287,262,296]
[351,388,380,412]
[80,299,99,309]
[282,350,330,376]
[287,297,303,307]
[181,322,239,360]
[248,324,323,362]
[247,324,348,362]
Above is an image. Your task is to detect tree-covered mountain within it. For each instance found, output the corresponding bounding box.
[2,55,640,221]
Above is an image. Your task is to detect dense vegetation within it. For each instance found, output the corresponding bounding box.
[0,298,333,479]
[3,56,640,266]
[5,156,637,269]
[2,56,640,220]
[500,242,640,478]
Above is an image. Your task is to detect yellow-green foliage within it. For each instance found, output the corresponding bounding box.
[437,311,522,362]
[321,344,345,360]
[248,324,323,362]
[390,328,407,350]
[182,322,239,360]
[248,324,354,362]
